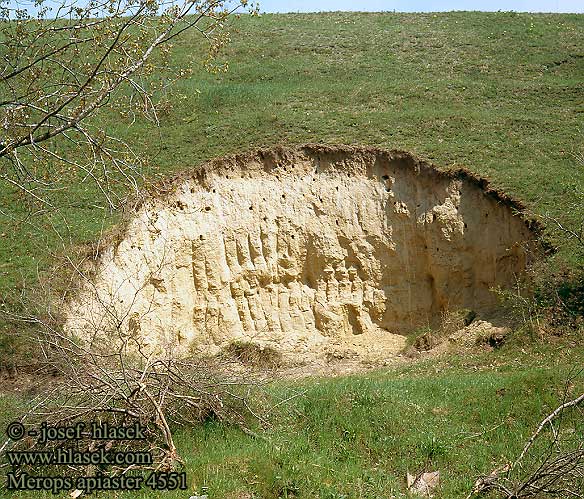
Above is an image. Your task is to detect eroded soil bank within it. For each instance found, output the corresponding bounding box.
[64,145,541,363]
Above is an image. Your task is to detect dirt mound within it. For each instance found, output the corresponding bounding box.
[63,145,541,362]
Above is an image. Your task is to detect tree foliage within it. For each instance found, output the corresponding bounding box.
[0,0,256,208]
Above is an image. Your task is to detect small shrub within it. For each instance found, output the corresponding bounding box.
[495,261,584,344]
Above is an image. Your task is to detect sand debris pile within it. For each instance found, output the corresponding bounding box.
[64,145,540,361]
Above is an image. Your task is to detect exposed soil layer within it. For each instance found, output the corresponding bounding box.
[64,145,541,362]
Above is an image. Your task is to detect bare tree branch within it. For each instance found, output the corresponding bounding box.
[1,0,259,209]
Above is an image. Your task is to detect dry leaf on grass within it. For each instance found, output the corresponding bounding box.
[407,470,441,497]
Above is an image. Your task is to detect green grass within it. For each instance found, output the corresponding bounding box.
[1,11,583,499]
[1,342,583,498]
[1,11,583,298]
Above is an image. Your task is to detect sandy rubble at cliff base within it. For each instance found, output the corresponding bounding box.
[62,145,541,363]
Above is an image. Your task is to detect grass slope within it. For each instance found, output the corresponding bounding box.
[1,344,583,498]
[1,11,583,297]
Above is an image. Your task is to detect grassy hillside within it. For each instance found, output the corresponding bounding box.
[1,11,583,298]
[1,345,583,498]
[1,11,583,499]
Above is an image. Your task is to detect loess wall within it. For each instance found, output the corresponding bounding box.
[63,145,540,359]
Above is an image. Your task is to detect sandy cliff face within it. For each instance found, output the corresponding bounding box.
[63,145,539,361]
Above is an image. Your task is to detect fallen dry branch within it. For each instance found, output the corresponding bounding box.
[517,393,584,464]
[0,313,270,482]
[469,392,584,498]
